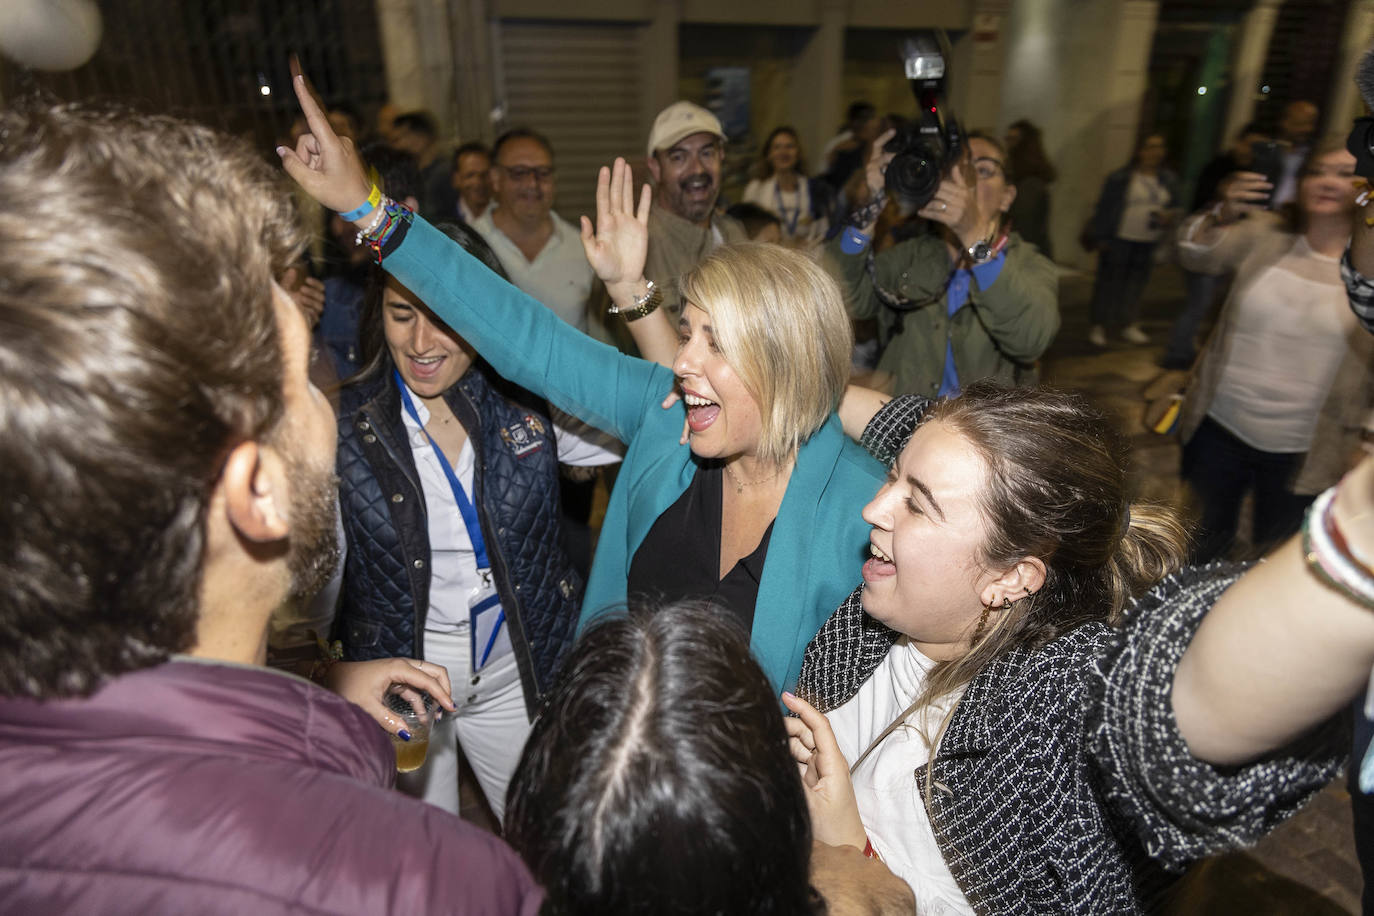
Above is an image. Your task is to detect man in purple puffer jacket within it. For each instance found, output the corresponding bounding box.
[0,103,542,916]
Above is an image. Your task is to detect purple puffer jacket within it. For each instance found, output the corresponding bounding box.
[0,658,543,915]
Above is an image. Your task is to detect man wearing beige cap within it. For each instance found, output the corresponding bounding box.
[642,101,748,318]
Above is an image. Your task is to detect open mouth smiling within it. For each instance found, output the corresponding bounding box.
[683,390,721,434]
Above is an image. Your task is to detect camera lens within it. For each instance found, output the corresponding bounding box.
[886,140,943,211]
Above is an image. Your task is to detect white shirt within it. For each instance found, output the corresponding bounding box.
[458,198,492,225]
[742,176,826,242]
[473,210,595,333]
[827,638,974,914]
[1208,236,1358,452]
[1116,173,1168,242]
[401,384,622,630]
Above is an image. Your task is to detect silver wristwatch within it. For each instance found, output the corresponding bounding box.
[966,239,994,265]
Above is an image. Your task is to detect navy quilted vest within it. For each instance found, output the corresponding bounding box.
[334,359,583,718]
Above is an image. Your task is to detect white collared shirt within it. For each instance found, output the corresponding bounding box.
[458,198,492,226]
[473,211,596,333]
[400,383,621,630]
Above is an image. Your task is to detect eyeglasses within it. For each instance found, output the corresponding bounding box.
[973,158,1005,181]
[498,165,555,184]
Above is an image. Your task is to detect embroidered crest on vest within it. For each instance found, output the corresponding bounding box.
[500,415,545,457]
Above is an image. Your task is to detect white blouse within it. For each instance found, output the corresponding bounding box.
[1116,173,1168,243]
[401,387,622,631]
[742,176,826,242]
[827,638,974,913]
[1208,236,1358,453]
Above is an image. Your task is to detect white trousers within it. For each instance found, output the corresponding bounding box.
[395,626,530,825]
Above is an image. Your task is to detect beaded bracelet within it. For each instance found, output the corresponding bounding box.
[1302,486,1374,610]
[355,201,388,238]
[354,197,415,264]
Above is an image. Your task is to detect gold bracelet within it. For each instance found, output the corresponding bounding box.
[609,280,663,321]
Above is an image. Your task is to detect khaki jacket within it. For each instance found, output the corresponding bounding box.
[827,231,1060,397]
[646,206,748,317]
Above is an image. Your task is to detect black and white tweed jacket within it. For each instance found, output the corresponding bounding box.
[797,395,1343,915]
[1342,247,1374,335]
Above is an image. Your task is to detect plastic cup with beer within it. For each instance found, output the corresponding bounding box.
[384,686,438,773]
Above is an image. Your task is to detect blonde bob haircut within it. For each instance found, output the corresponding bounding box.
[679,243,852,466]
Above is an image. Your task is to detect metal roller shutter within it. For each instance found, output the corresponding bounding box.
[497,20,644,223]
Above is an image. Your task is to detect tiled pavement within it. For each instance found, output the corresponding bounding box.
[460,262,1366,912]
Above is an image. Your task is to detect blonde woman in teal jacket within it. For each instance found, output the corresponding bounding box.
[282,81,882,693]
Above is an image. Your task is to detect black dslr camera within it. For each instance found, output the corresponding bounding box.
[884,31,964,211]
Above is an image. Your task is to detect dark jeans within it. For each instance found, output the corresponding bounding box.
[1180,415,1313,562]
[1162,269,1226,368]
[1090,238,1156,329]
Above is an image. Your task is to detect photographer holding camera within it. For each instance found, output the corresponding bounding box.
[826,127,1059,399]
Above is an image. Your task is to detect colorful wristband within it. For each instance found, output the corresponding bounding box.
[354,197,415,264]
[339,184,383,222]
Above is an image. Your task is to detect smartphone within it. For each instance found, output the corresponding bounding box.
[1250,140,1283,204]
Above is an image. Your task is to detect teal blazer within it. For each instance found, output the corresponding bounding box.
[386,217,884,692]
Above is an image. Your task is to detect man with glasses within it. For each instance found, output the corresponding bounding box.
[827,131,1059,398]
[473,128,595,333]
[642,101,748,319]
[472,128,622,580]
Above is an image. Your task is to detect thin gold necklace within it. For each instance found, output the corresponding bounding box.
[723,461,782,494]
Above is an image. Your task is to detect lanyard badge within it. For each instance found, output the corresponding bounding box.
[396,372,511,672]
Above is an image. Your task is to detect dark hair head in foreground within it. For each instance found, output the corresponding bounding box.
[506,602,823,916]
[0,102,303,698]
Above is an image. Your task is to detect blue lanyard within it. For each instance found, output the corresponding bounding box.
[773,181,802,236]
[394,370,490,572]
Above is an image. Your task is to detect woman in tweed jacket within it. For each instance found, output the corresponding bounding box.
[784,384,1374,914]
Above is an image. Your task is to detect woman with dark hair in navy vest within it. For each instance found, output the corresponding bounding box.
[334,221,621,823]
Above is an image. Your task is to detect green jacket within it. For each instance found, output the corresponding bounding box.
[829,232,1060,397]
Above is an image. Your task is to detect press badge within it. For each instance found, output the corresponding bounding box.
[469,576,512,672]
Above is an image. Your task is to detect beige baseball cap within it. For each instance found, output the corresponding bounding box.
[646,101,726,158]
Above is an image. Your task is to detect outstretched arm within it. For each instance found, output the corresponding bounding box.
[1172,457,1374,764]
[280,63,671,442]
